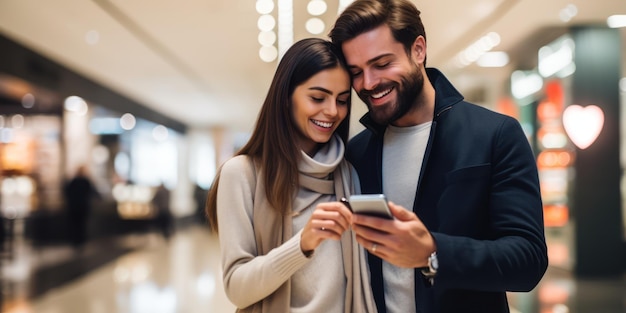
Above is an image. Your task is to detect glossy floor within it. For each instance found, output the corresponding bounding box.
[1,225,624,313]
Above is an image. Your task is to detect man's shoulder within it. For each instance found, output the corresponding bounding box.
[451,101,515,123]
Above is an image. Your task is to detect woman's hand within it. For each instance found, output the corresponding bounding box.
[300,201,353,255]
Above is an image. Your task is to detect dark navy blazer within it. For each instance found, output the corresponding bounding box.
[346,68,548,313]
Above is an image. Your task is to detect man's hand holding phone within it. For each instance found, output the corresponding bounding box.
[348,197,436,269]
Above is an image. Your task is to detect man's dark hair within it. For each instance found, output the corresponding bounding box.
[329,0,427,64]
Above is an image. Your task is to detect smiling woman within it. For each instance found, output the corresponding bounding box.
[204,37,377,312]
[291,65,351,156]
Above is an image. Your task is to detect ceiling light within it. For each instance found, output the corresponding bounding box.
[259,46,278,62]
[305,18,325,35]
[258,31,277,46]
[511,70,543,100]
[152,125,169,141]
[559,4,577,22]
[85,30,100,45]
[256,0,274,14]
[120,113,136,130]
[538,37,574,78]
[453,32,501,68]
[483,32,501,48]
[307,0,327,16]
[476,51,509,67]
[64,96,88,115]
[11,114,24,129]
[257,14,276,32]
[21,93,35,108]
[277,0,294,58]
[607,15,626,28]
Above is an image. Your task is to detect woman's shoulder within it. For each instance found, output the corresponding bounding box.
[221,155,257,182]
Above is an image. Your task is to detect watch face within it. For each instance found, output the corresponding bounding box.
[431,255,438,270]
[430,252,438,271]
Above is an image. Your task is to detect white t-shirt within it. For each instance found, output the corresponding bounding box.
[382,121,432,313]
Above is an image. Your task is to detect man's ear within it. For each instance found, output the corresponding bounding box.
[411,35,426,65]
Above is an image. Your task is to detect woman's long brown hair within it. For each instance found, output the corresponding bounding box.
[206,38,351,233]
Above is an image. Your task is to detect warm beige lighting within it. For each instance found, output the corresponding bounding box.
[338,0,353,13]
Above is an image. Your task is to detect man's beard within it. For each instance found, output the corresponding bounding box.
[358,62,424,125]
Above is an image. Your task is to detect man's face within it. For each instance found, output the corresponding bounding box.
[341,24,424,125]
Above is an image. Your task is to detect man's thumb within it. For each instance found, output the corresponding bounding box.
[388,201,416,221]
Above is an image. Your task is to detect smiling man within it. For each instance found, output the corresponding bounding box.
[329,0,548,312]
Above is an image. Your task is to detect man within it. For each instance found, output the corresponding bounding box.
[329,0,548,312]
[64,165,98,251]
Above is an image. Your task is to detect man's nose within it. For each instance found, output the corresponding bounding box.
[363,70,379,91]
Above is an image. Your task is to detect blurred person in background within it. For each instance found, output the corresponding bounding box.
[193,183,208,226]
[329,0,548,312]
[205,38,376,312]
[63,165,99,252]
[152,183,173,240]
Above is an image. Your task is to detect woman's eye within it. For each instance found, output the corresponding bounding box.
[311,97,324,103]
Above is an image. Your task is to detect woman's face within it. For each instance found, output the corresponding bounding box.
[292,65,351,156]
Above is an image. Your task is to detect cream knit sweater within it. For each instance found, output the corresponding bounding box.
[217,135,377,313]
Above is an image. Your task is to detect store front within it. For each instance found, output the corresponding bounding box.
[0,34,194,248]
[507,26,625,276]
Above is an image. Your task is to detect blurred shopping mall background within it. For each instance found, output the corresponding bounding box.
[0,0,625,312]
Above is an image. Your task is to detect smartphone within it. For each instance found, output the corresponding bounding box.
[346,194,393,219]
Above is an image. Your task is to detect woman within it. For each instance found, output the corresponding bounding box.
[206,38,376,312]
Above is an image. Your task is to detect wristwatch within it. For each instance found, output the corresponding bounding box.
[421,251,438,285]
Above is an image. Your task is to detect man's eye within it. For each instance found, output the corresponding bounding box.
[376,62,390,68]
[351,71,362,77]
